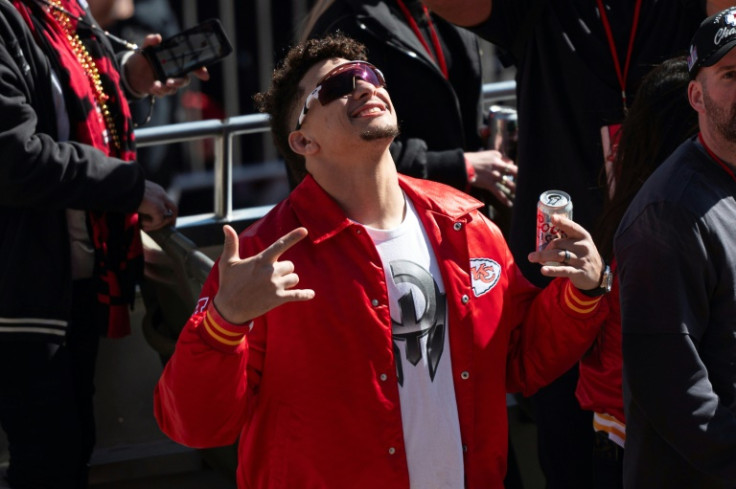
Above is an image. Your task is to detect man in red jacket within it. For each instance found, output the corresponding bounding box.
[154,34,610,489]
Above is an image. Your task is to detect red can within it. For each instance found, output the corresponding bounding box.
[536,190,573,257]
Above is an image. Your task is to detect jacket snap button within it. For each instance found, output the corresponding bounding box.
[461,371,470,380]
[379,373,388,381]
[461,294,470,304]
[388,447,396,455]
[453,222,463,231]
[371,299,379,307]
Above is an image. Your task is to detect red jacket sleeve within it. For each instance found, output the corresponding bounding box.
[153,260,265,448]
[504,265,609,396]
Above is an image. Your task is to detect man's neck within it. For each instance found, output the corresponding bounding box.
[310,148,406,229]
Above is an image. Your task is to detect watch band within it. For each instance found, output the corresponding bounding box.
[579,264,612,297]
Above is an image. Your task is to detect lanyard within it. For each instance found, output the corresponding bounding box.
[595,0,642,114]
[395,0,449,79]
[698,133,736,184]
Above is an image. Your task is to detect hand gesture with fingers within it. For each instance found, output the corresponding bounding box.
[213,225,315,324]
[527,214,605,291]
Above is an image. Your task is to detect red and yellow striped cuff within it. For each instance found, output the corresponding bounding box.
[201,304,249,347]
[563,281,602,315]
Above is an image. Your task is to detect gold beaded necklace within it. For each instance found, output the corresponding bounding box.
[46,0,120,151]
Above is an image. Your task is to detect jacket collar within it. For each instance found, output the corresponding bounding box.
[290,173,483,244]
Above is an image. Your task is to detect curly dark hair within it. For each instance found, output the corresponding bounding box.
[253,34,368,187]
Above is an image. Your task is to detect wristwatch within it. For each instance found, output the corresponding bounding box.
[580,264,613,297]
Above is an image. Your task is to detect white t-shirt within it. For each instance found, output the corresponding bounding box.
[364,197,463,489]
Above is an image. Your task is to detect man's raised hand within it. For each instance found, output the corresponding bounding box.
[213,225,315,324]
[527,214,605,291]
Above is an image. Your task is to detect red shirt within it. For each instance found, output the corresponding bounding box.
[155,174,605,488]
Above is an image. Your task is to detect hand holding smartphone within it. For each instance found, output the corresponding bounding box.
[142,19,233,82]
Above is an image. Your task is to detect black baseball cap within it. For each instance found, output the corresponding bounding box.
[687,6,736,78]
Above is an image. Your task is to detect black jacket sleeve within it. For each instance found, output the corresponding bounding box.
[0,9,145,213]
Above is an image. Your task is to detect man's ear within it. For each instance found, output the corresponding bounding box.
[288,130,319,156]
[688,79,705,114]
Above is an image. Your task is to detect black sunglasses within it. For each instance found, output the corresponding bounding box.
[295,61,387,130]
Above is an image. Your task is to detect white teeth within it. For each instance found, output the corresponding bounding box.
[358,106,382,116]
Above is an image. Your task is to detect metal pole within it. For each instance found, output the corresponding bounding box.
[213,132,233,220]
[181,0,203,171]
[256,0,277,161]
[293,0,308,37]
[181,0,197,29]
[218,0,242,167]
[218,0,240,118]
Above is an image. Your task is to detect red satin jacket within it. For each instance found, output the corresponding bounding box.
[155,174,606,489]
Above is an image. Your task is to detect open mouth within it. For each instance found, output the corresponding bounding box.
[352,103,387,118]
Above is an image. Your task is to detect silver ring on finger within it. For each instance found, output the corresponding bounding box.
[562,249,571,265]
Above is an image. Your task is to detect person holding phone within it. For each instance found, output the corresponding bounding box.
[0,1,207,487]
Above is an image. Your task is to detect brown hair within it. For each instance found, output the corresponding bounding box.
[252,34,368,186]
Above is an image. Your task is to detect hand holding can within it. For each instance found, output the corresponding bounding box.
[528,210,606,291]
[536,190,573,265]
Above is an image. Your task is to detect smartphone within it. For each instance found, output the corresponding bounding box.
[142,19,233,81]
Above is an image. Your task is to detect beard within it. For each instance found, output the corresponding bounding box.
[361,123,400,141]
[703,87,736,144]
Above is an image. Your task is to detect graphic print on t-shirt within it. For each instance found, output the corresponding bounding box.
[390,260,447,386]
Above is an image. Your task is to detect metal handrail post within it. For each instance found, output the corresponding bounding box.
[213,131,232,220]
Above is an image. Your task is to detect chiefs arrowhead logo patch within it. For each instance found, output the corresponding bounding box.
[470,258,501,297]
[195,297,210,314]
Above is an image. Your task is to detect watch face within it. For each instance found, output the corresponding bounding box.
[602,266,613,292]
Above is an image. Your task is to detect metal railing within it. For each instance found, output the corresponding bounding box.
[136,80,516,247]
